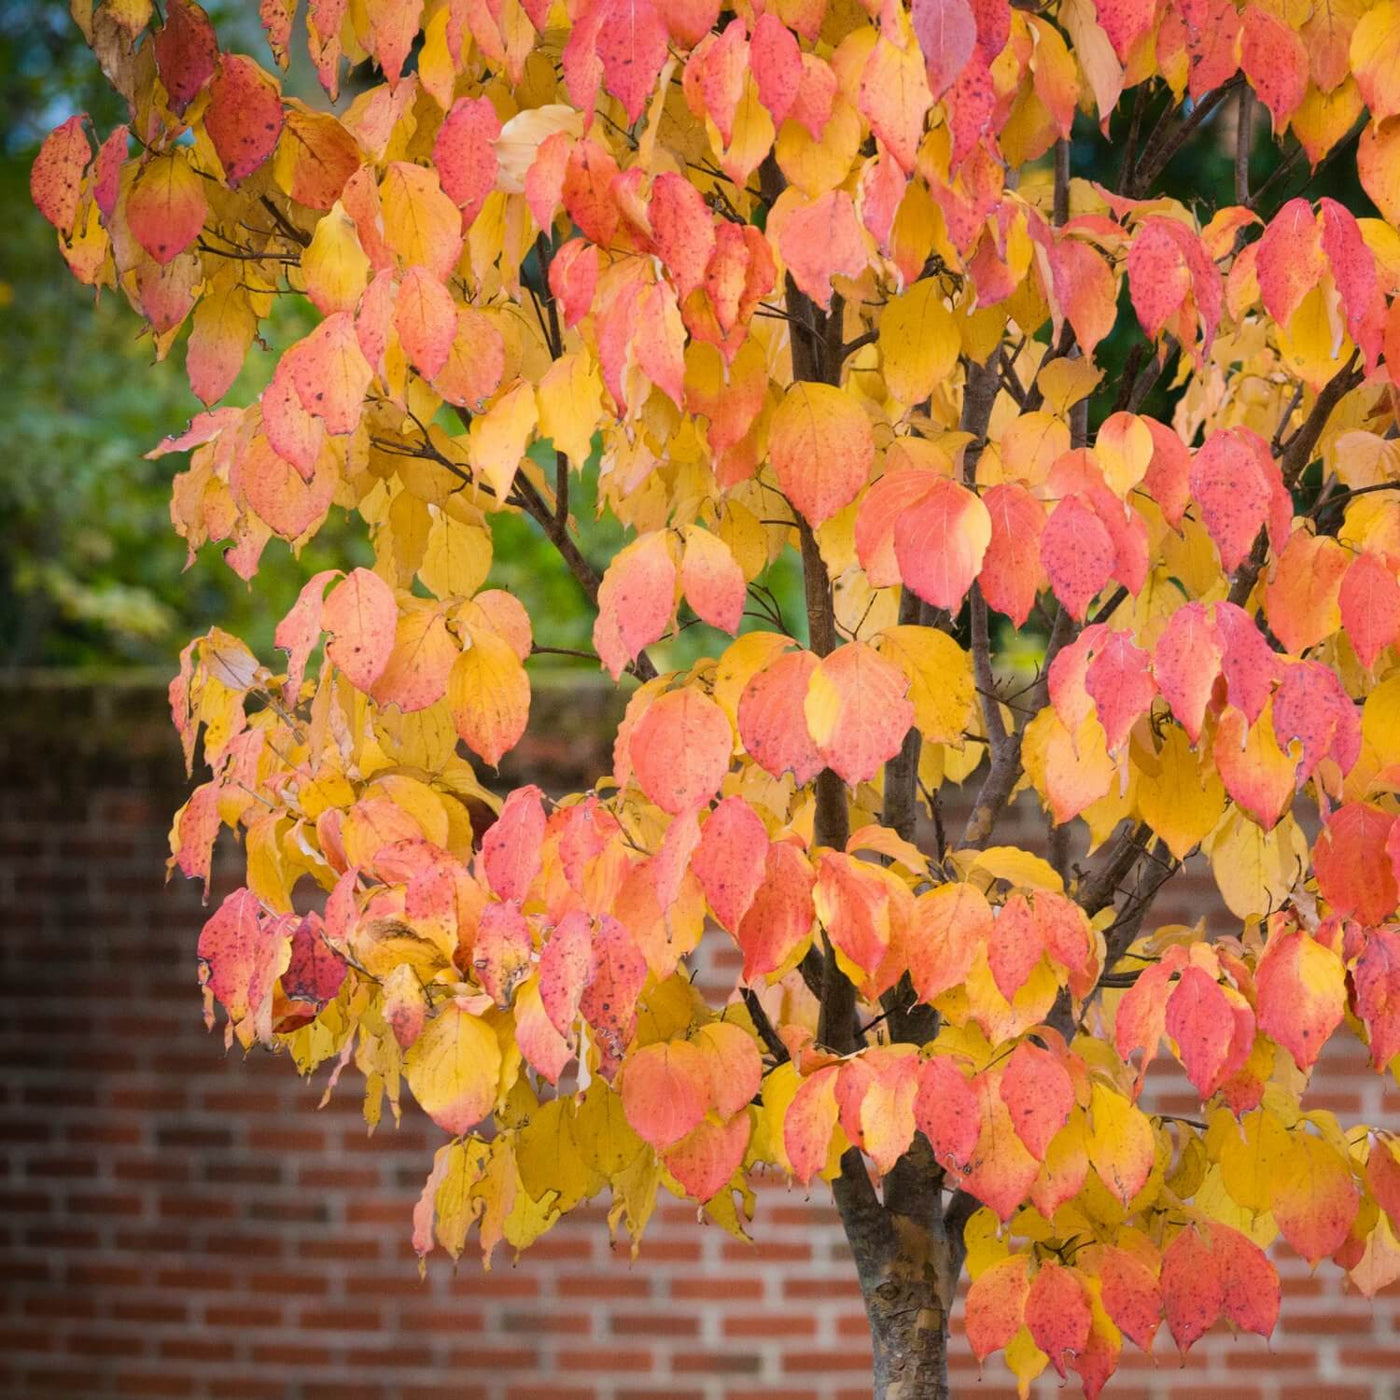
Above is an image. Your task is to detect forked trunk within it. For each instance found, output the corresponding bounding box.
[833,1141,961,1400]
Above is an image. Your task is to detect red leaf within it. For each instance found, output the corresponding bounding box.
[1164,965,1237,1099]
[288,311,373,436]
[1142,419,1192,528]
[1041,493,1116,620]
[978,482,1045,626]
[805,642,915,787]
[593,531,677,680]
[1340,551,1400,670]
[750,13,802,124]
[1213,1222,1281,1339]
[737,841,816,981]
[912,0,978,98]
[1354,926,1400,1068]
[1190,427,1286,573]
[987,894,1043,1001]
[999,1041,1073,1159]
[1161,1225,1224,1351]
[205,55,285,186]
[197,888,288,1048]
[1152,602,1222,745]
[1321,197,1387,373]
[394,266,458,379]
[1239,8,1308,129]
[692,796,768,930]
[127,152,207,266]
[481,785,547,904]
[473,901,533,1006]
[1085,630,1157,753]
[913,1055,980,1168]
[664,1112,751,1200]
[579,914,648,1076]
[680,525,745,634]
[1315,803,1397,925]
[281,913,346,1009]
[539,909,595,1037]
[597,0,669,121]
[154,0,220,114]
[1271,659,1360,786]
[1256,926,1346,1071]
[784,1065,841,1183]
[1025,1262,1091,1377]
[433,95,500,223]
[778,190,868,310]
[1257,197,1326,325]
[1098,1245,1161,1352]
[1215,600,1282,726]
[650,172,715,300]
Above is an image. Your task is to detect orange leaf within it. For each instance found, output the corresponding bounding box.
[1255,925,1346,1071]
[804,641,915,787]
[909,882,992,1002]
[629,687,733,815]
[964,1253,1030,1362]
[737,840,816,981]
[738,649,825,784]
[896,477,992,613]
[1026,1262,1091,1378]
[320,567,396,692]
[784,1064,841,1183]
[769,382,875,528]
[31,114,90,236]
[691,796,769,930]
[621,1039,713,1149]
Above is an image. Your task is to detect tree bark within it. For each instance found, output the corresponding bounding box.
[833,1141,960,1400]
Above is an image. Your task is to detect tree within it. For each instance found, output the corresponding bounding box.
[32,0,1400,1393]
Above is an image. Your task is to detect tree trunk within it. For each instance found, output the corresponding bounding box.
[833,1140,962,1400]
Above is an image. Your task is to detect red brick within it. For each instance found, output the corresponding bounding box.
[671,1277,764,1300]
[116,1374,199,1397]
[725,1314,818,1338]
[611,1310,698,1337]
[673,1351,763,1373]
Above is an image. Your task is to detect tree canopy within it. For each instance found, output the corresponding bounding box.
[31,0,1400,1394]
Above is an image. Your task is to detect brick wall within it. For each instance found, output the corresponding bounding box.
[1,677,1397,1400]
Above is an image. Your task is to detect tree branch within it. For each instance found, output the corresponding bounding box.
[1226,355,1364,608]
[1130,77,1242,197]
[741,988,789,1063]
[1234,86,1254,205]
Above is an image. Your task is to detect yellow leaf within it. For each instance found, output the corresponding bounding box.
[405,1001,503,1137]
[958,845,1065,894]
[1204,808,1307,920]
[1134,724,1225,861]
[469,381,538,501]
[878,279,959,406]
[1085,1081,1155,1205]
[300,201,370,315]
[1220,1108,1292,1215]
[449,628,530,767]
[876,624,974,744]
[419,508,493,600]
[537,353,603,467]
